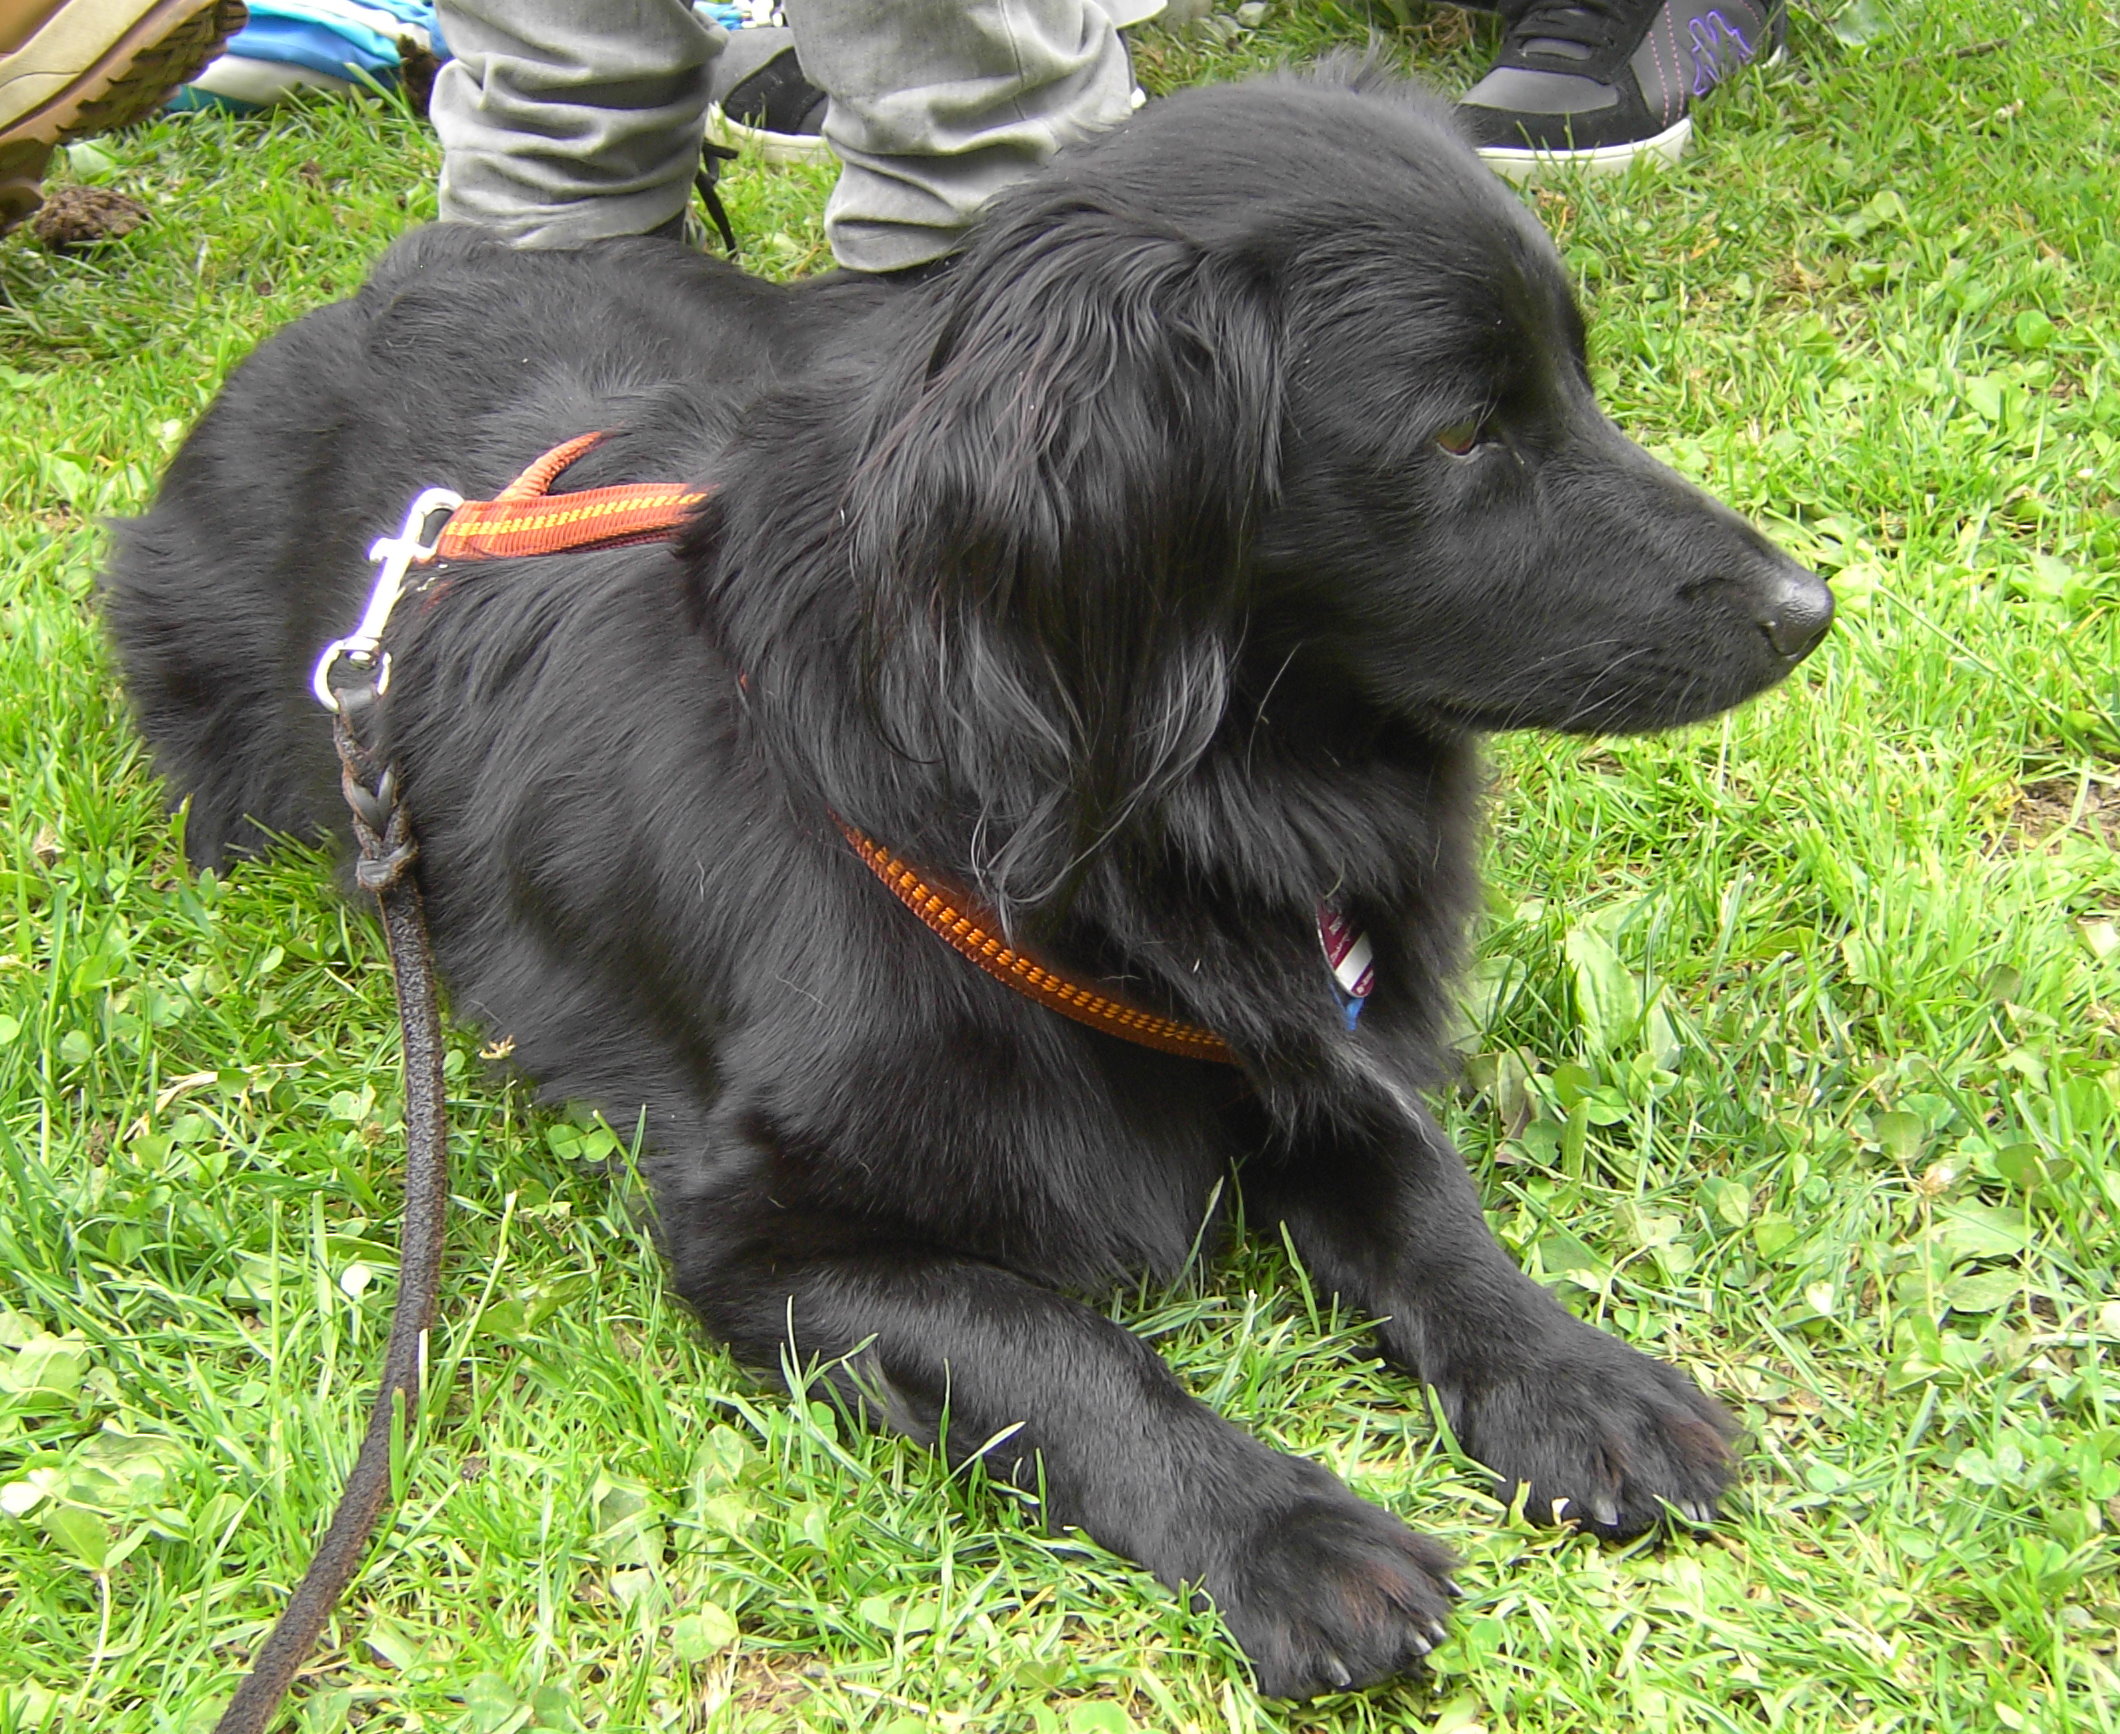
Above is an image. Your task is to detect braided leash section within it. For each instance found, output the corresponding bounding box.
[337,722,418,894]
[213,708,450,1734]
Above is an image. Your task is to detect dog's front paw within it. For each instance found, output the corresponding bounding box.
[1445,1321,1738,1538]
[1206,1489,1457,1699]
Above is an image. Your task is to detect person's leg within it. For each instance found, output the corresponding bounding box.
[431,0,717,247]
[786,0,1146,275]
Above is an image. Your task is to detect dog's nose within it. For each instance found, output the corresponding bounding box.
[1751,567,1834,662]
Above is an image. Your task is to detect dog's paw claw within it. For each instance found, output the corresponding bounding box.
[1448,1324,1738,1541]
[1209,1489,1456,1699]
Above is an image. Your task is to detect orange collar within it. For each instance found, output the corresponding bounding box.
[372,436,1239,1067]
[837,822,1236,1065]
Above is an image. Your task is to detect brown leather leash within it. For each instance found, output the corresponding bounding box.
[214,690,449,1734]
[217,435,1260,1730]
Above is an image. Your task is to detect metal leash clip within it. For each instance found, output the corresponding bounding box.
[311,487,465,712]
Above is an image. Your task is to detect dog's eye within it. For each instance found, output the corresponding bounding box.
[1433,419,1487,457]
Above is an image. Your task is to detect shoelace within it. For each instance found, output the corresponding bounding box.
[1504,0,1631,58]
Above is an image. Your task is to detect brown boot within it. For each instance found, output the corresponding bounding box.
[1,0,245,233]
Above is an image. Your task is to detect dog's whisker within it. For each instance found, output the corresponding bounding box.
[1556,646,1655,732]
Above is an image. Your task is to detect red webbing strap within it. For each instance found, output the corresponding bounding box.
[431,433,709,563]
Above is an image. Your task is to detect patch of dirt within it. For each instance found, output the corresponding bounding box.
[2009,776,2120,849]
[32,184,148,251]
[1770,258,1827,306]
[1403,4,1476,54]
[723,1651,816,1723]
[395,38,441,117]
[1531,187,1574,236]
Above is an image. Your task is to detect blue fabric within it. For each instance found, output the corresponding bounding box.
[223,15,399,80]
[246,0,444,50]
[169,0,447,109]
[211,2,445,83]
[314,0,439,29]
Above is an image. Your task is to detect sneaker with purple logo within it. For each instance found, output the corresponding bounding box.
[1457,0,1784,180]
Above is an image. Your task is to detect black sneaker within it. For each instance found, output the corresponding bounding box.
[1457,0,1783,180]
[705,26,829,166]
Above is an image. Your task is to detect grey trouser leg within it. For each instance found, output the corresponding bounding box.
[433,0,720,246]
[791,0,1150,273]
[433,0,1152,264]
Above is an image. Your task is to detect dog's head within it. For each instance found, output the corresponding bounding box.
[808,68,1827,900]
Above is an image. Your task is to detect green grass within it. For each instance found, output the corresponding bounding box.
[4,3,2118,1729]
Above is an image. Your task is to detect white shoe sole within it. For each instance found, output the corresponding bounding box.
[1470,34,1782,185]
[1475,113,1692,182]
[705,104,833,167]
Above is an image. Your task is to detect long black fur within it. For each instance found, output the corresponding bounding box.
[104,67,1831,1697]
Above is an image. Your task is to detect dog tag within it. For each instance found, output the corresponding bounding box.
[1316,901,1375,1031]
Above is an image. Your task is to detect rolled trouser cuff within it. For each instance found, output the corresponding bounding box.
[792,0,1137,273]
[433,0,718,248]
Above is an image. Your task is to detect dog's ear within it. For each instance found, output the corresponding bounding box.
[846,184,1281,911]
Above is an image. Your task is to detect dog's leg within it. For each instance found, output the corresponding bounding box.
[1252,1107,1737,1536]
[662,1186,1454,1698]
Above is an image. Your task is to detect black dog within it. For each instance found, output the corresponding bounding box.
[105,67,1829,1697]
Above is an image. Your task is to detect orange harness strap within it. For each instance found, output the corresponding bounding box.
[396,436,1240,1067]
[431,432,710,562]
[837,822,1238,1066]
